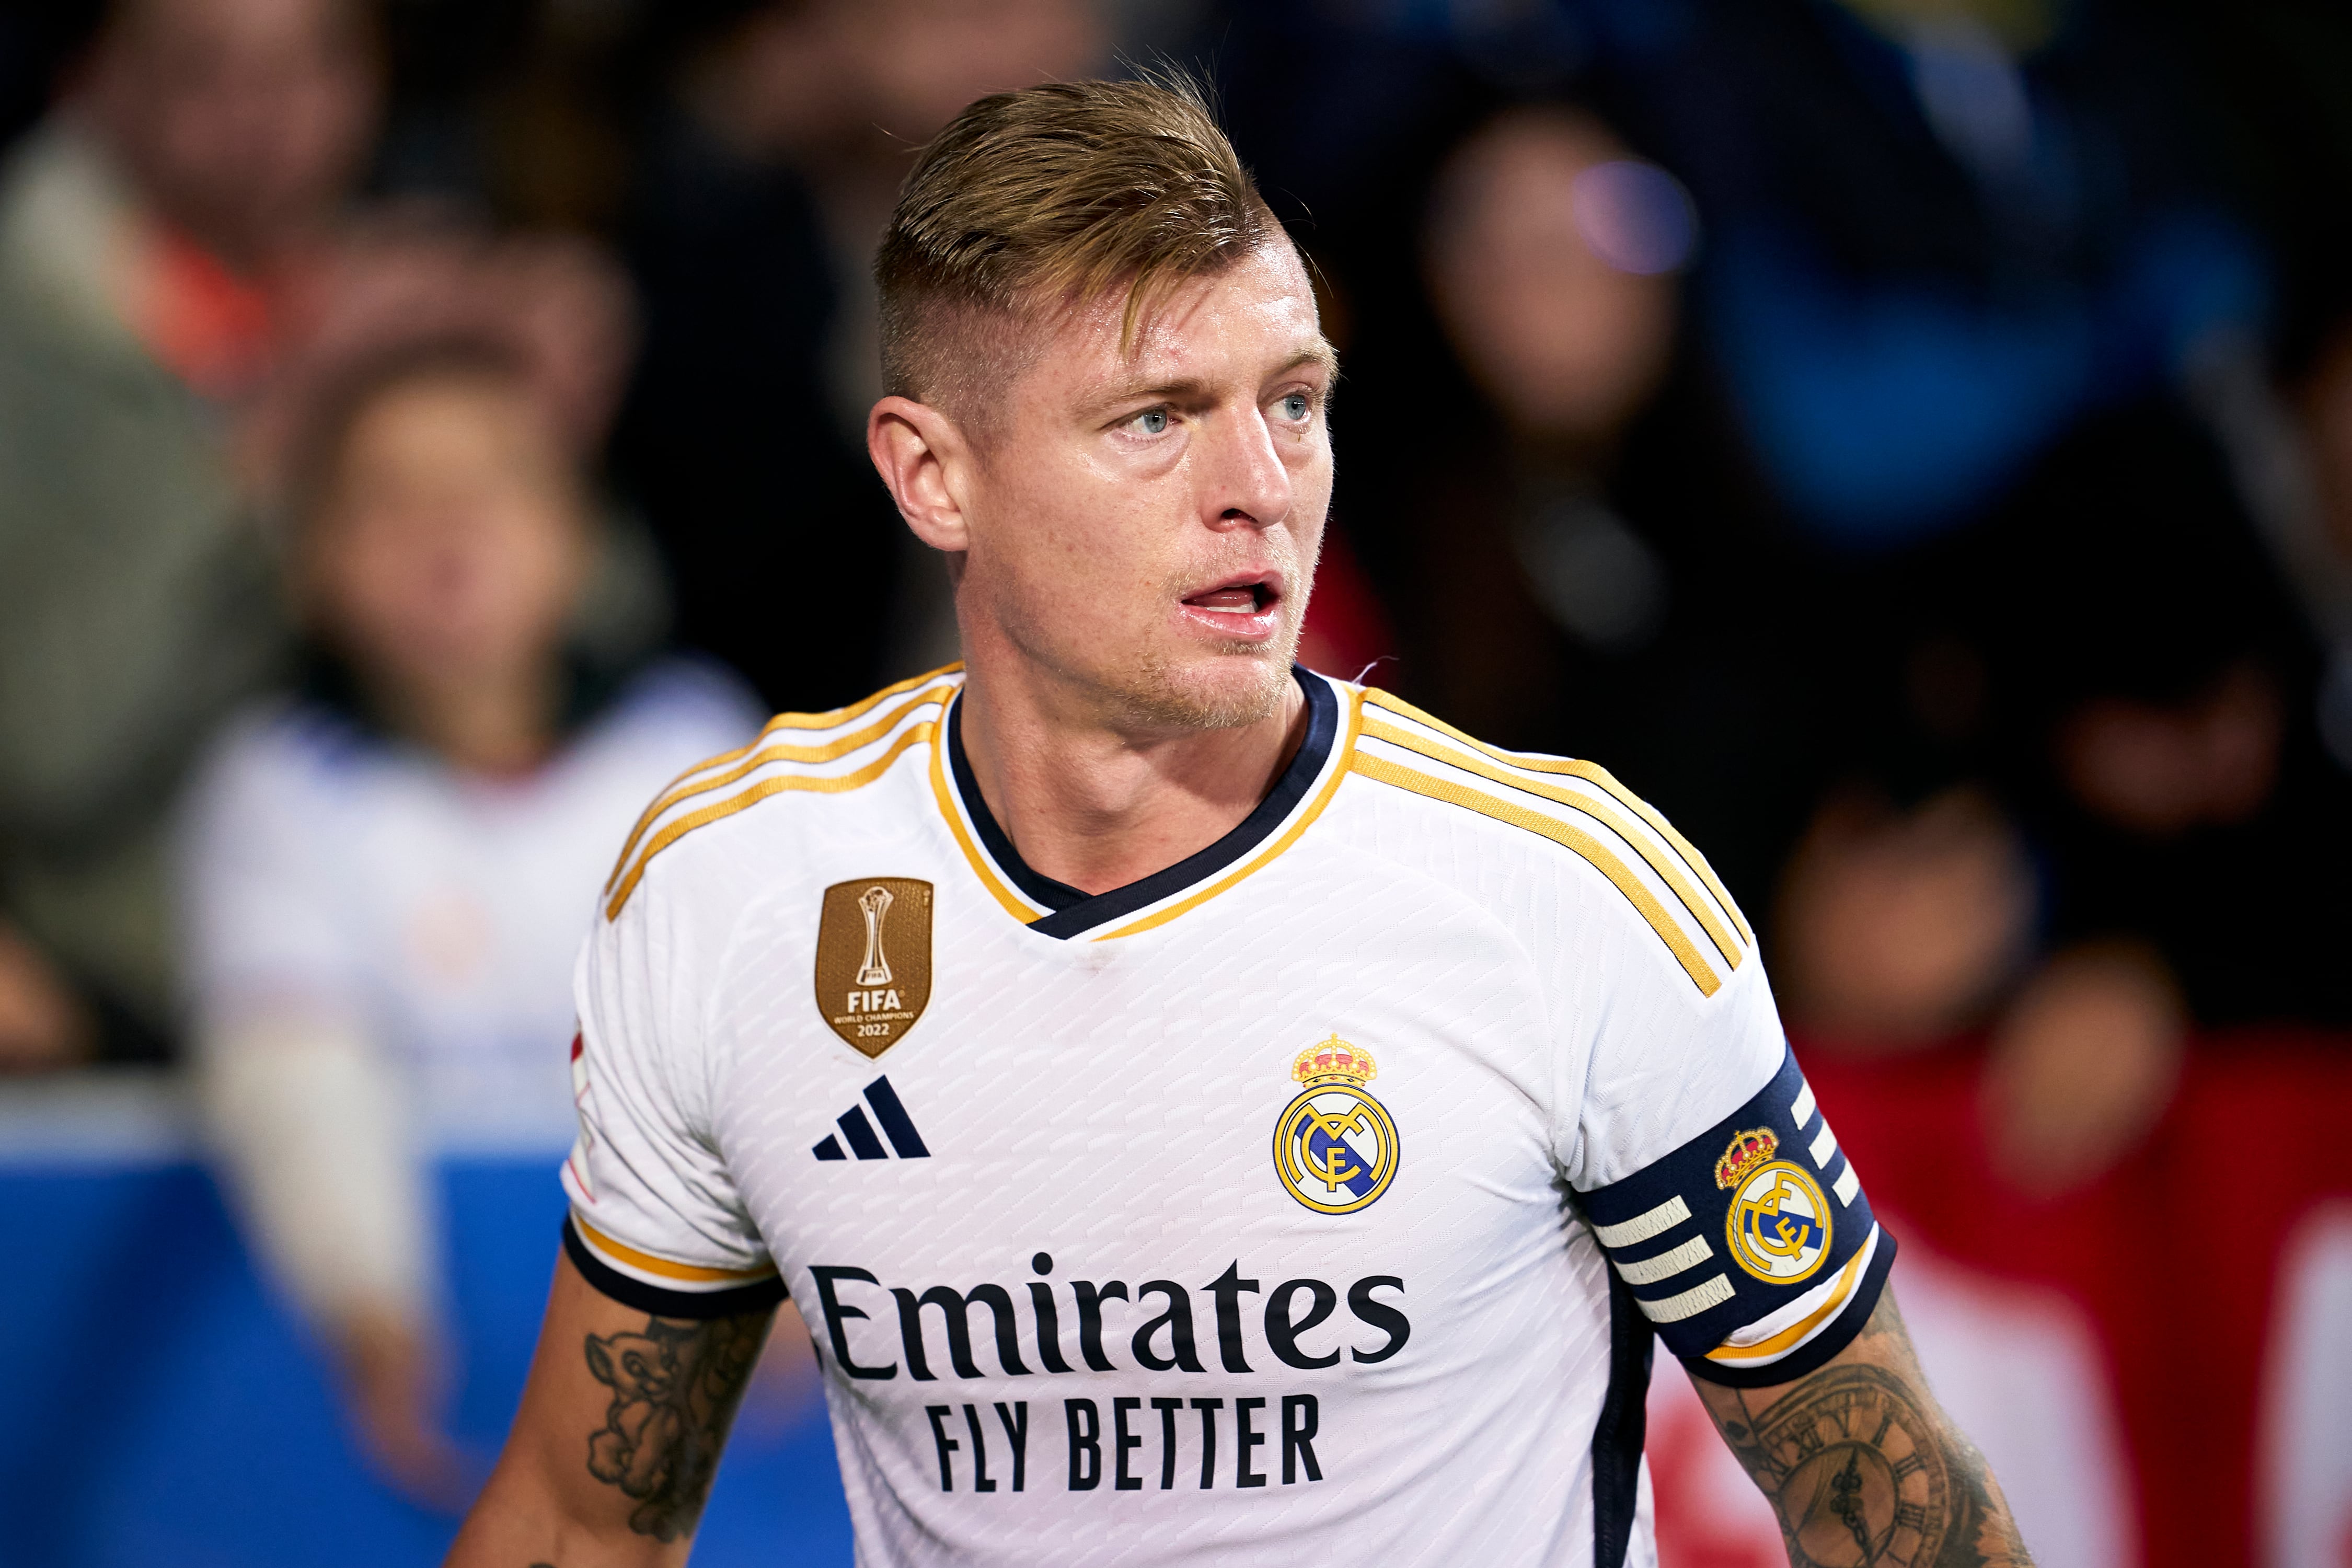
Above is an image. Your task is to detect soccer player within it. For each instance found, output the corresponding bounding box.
[450,78,2033,1567]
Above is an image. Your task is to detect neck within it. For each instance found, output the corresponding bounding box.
[373,658,562,778]
[955,662,1309,897]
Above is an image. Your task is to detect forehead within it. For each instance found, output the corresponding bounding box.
[1030,241,1325,404]
[121,0,351,61]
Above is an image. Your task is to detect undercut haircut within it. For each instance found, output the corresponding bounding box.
[875,74,1280,421]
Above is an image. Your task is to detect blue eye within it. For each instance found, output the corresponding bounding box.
[1133,408,1169,435]
[1280,393,1311,421]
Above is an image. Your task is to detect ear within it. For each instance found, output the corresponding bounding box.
[868,395,975,554]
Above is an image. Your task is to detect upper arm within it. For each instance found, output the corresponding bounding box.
[454,846,790,1563]
[1559,851,1894,1388]
[448,1249,777,1567]
[562,857,778,1297]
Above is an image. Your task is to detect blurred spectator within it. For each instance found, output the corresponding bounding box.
[1598,0,2270,549]
[1424,106,1686,671]
[608,0,1106,709]
[1771,785,2036,1047]
[1389,99,1821,908]
[1218,1,2350,1196]
[0,0,377,1068]
[181,335,761,1506]
[1547,0,2352,1190]
[2291,317,2352,765]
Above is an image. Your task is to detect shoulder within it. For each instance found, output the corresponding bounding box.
[187,695,387,812]
[1336,684,1756,999]
[177,695,396,890]
[599,663,961,924]
[576,654,770,781]
[598,655,765,740]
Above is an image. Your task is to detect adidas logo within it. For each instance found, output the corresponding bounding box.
[813,1075,931,1161]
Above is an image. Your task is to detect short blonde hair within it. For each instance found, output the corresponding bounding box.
[875,74,1278,415]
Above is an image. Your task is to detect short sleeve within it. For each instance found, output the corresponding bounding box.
[1566,888,1894,1387]
[560,861,785,1319]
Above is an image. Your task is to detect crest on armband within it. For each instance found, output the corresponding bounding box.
[1713,1127,1777,1190]
[1715,1126,1832,1285]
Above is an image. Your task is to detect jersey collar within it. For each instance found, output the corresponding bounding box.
[933,666,1348,941]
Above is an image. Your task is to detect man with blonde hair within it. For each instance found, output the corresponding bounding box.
[452,76,2032,1567]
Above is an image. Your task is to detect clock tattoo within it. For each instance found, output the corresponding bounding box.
[1712,1364,1948,1566]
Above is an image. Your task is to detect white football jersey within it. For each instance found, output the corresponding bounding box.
[561,665,1893,1567]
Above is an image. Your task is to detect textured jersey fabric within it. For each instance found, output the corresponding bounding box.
[562,665,1890,1566]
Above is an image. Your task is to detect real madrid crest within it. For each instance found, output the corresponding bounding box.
[814,878,933,1057]
[1272,1034,1400,1215]
[1716,1127,1832,1284]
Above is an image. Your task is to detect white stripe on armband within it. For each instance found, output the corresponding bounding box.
[1832,1161,1862,1207]
[1612,1233,1715,1287]
[1593,1194,1692,1249]
[1809,1123,1838,1167]
[1638,1273,1736,1323]
[1791,1081,1817,1128]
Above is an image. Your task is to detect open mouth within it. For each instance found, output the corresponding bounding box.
[1181,576,1280,618]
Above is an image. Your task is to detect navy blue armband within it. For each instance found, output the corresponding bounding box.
[1578,1047,1895,1387]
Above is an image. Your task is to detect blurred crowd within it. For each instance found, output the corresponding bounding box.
[3,0,2351,1515]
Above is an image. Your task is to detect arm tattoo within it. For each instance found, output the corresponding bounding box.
[1694,1297,2034,1567]
[582,1312,770,1541]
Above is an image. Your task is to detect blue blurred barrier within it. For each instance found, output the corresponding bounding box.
[0,1075,852,1568]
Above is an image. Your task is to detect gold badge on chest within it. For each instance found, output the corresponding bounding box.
[815,878,933,1057]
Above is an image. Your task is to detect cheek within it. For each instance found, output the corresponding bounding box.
[979,467,1168,617]
[1288,434,1336,512]
[309,538,410,651]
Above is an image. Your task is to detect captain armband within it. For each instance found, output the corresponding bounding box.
[1578,1047,1895,1387]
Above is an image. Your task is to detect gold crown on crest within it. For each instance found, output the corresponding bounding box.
[1292,1033,1377,1086]
[1714,1128,1779,1190]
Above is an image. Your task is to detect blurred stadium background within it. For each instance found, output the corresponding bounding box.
[2,1,2349,1563]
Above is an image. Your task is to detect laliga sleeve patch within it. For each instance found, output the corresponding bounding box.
[1577,1047,1895,1387]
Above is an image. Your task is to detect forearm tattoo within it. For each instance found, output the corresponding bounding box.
[582,1312,770,1541]
[1693,1297,2034,1568]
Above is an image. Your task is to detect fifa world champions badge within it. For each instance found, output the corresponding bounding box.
[1716,1127,1833,1284]
[814,877,935,1057]
[1273,1034,1401,1215]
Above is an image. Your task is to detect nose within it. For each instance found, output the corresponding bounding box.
[1202,402,1295,532]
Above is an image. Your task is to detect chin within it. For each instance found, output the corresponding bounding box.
[1120,642,1295,732]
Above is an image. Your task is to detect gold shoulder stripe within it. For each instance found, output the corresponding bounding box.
[1361,716,1743,971]
[1350,750,1722,996]
[764,661,963,733]
[1362,689,1752,946]
[604,684,951,893]
[573,1214,777,1284]
[606,722,933,920]
[606,736,767,895]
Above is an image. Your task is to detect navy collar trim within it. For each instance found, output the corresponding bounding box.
[946,667,1339,940]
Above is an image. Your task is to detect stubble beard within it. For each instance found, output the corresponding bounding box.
[1107,546,1315,732]
[1120,632,1299,732]
[975,540,1317,734]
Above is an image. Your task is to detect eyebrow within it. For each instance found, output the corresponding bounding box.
[1102,338,1341,407]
